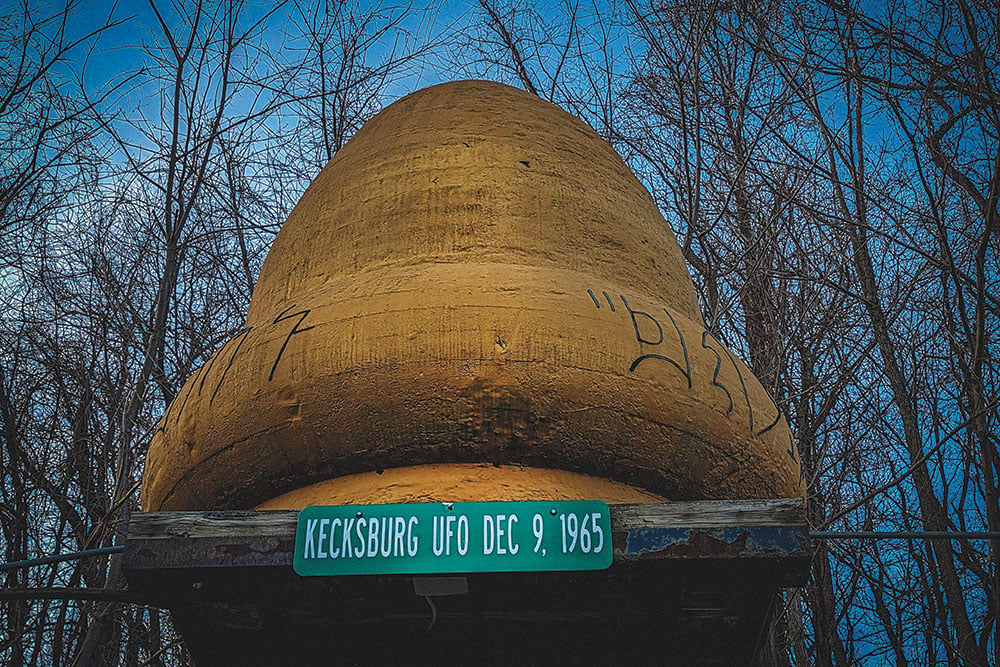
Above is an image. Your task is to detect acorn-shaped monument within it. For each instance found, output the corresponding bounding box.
[141,80,802,512]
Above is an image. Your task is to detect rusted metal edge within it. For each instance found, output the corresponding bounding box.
[615,526,810,560]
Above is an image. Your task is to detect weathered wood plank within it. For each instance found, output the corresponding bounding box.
[124,499,809,573]
[609,497,805,527]
[128,498,806,540]
[129,510,297,539]
[123,499,809,666]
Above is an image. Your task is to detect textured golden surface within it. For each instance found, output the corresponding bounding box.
[141,80,802,511]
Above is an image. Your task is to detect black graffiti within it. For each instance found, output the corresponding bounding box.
[173,360,210,425]
[587,290,618,311]
[619,295,691,387]
[701,331,734,415]
[157,304,315,435]
[197,348,220,396]
[269,305,315,381]
[719,344,754,432]
[587,289,807,441]
[620,295,663,345]
[756,404,783,437]
[210,326,253,405]
[787,432,798,462]
[661,308,691,388]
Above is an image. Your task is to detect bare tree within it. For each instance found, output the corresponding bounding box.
[280,0,435,173]
[742,0,997,663]
[2,0,443,662]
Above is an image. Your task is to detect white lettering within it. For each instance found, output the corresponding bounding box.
[432,516,445,556]
[355,518,366,557]
[497,515,506,555]
[342,517,355,557]
[407,517,419,556]
[394,517,406,556]
[317,519,329,559]
[446,515,456,556]
[380,518,393,557]
[483,515,517,555]
[367,518,379,557]
[507,514,519,555]
[483,515,495,555]
[457,515,469,555]
[304,518,318,559]
[329,518,341,558]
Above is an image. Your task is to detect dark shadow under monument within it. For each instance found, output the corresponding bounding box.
[123,498,809,666]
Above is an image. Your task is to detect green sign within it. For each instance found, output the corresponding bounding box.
[293,500,612,576]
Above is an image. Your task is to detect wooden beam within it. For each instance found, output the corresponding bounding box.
[128,510,296,539]
[609,497,805,527]
[124,498,809,574]
[121,499,810,666]
[128,498,805,539]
